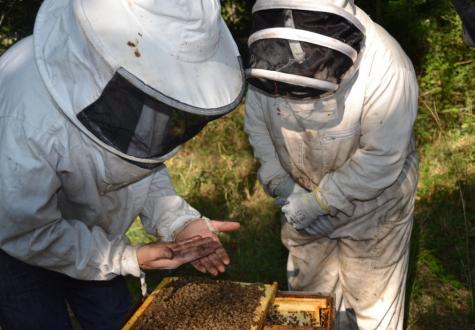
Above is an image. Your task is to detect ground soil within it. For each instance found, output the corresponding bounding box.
[133,277,266,330]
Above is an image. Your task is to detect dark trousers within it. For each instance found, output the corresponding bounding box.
[0,250,132,330]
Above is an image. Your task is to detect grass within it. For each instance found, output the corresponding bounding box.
[406,129,475,329]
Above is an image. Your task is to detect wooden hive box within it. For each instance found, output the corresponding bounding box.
[264,291,335,330]
[122,277,278,330]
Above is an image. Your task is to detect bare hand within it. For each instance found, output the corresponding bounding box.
[136,236,221,270]
[175,219,240,276]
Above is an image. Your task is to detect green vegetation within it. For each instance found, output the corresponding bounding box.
[1,0,474,328]
[407,132,474,328]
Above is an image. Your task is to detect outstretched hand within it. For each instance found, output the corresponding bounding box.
[136,236,221,270]
[175,219,240,276]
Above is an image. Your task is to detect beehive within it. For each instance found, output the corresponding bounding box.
[264,292,334,330]
[122,277,278,330]
[122,278,334,330]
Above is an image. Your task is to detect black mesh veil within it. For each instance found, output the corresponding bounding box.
[78,72,222,160]
[247,9,364,98]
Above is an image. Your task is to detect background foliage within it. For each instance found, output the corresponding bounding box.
[1,0,474,329]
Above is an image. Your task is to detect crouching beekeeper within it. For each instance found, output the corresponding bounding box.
[244,0,419,329]
[0,0,245,329]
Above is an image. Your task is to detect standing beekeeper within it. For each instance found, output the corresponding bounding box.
[244,0,418,329]
[0,0,245,329]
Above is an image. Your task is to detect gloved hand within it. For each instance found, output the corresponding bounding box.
[280,189,329,230]
[304,215,335,236]
[273,176,308,199]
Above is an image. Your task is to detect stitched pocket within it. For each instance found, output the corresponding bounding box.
[320,125,360,171]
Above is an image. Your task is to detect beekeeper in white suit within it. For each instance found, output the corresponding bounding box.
[244,0,418,329]
[0,0,245,328]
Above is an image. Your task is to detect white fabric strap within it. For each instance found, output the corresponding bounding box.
[246,68,339,92]
[140,271,148,297]
[248,27,358,62]
[203,217,219,235]
[252,0,365,33]
[283,10,305,63]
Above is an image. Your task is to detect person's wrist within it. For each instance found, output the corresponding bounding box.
[311,187,329,213]
[121,245,141,277]
[292,182,308,195]
[273,176,296,198]
[136,244,147,267]
[171,217,202,241]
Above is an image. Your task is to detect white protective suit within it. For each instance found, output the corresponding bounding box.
[245,1,419,329]
[0,0,244,281]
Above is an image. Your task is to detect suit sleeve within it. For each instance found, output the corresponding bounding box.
[0,118,140,280]
[140,165,201,242]
[244,89,293,197]
[319,66,419,216]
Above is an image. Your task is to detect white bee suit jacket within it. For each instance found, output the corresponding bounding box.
[245,4,418,330]
[0,0,244,281]
[0,37,203,280]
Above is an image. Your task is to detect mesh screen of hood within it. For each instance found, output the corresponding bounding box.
[251,9,363,50]
[247,9,364,98]
[77,72,221,160]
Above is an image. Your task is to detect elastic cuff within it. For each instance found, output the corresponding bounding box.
[312,187,329,212]
[120,245,141,277]
[318,174,356,217]
[203,217,219,235]
[168,216,202,241]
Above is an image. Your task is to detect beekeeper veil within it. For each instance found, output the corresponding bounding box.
[247,0,365,98]
[34,0,245,165]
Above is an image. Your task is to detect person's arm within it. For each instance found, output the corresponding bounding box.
[0,119,218,280]
[0,119,140,280]
[244,89,301,197]
[319,65,418,217]
[140,165,202,241]
[140,165,240,276]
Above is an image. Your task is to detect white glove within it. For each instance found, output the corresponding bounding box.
[304,215,335,236]
[273,176,308,199]
[280,190,328,230]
